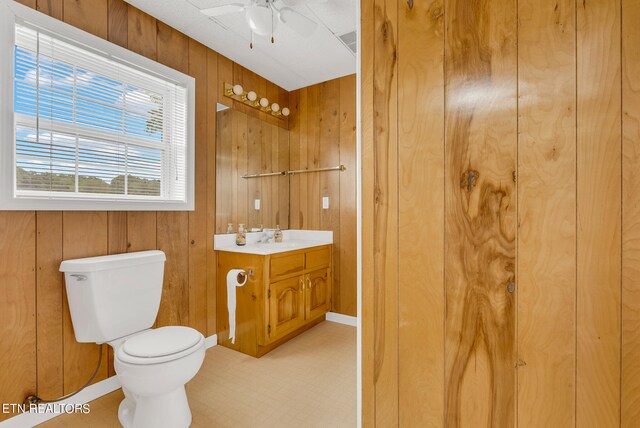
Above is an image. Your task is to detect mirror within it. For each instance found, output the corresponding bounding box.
[215,103,290,233]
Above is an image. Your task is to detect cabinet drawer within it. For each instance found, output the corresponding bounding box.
[305,247,331,270]
[270,253,304,279]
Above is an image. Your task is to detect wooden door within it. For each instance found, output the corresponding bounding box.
[305,269,330,321]
[268,275,304,341]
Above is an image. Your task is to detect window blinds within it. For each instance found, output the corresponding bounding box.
[14,23,188,202]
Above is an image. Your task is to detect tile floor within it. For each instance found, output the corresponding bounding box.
[39,321,356,428]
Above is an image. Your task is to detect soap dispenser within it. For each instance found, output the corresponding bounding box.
[236,224,246,246]
[274,225,283,243]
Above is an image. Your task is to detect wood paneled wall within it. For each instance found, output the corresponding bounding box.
[361,0,640,426]
[0,0,288,420]
[289,75,357,317]
[215,109,290,233]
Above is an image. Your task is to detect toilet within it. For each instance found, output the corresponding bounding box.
[60,250,205,428]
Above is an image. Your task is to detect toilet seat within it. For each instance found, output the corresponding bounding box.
[117,326,204,365]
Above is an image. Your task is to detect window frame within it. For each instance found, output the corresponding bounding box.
[0,0,195,211]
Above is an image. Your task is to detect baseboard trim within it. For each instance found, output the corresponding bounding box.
[0,333,219,428]
[204,333,218,349]
[326,312,357,327]
[0,375,121,428]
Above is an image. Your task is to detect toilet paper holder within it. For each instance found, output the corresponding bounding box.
[237,268,254,283]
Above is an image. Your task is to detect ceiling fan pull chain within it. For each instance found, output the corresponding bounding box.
[271,3,275,44]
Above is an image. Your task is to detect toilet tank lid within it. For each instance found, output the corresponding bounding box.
[60,250,166,273]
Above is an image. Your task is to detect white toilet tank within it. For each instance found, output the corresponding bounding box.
[60,250,166,344]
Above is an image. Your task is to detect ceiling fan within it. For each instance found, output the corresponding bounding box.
[198,0,325,48]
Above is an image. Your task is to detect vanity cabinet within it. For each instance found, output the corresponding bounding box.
[216,245,332,357]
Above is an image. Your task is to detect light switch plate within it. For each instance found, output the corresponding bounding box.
[255,199,261,210]
[322,196,329,209]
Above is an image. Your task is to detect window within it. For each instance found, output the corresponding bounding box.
[1,1,194,210]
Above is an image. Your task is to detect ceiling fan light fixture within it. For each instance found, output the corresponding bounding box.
[245,4,275,36]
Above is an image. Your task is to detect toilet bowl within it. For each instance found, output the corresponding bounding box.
[112,326,205,428]
[60,251,205,428]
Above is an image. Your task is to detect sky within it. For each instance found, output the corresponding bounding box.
[14,43,164,192]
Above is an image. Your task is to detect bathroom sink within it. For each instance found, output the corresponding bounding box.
[217,240,329,255]
[255,242,298,250]
[240,241,314,254]
[213,230,333,255]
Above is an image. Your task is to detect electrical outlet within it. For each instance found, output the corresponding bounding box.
[255,199,261,210]
[322,196,329,209]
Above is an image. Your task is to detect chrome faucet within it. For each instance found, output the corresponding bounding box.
[258,229,275,244]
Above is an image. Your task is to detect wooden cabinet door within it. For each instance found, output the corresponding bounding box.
[268,275,304,341]
[305,269,330,320]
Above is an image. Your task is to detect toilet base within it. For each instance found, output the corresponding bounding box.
[118,386,192,428]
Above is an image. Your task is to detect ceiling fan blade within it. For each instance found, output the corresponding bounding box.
[200,4,246,17]
[278,7,318,37]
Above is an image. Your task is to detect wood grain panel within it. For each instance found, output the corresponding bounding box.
[576,0,622,426]
[338,75,357,317]
[622,0,640,424]
[306,84,321,230]
[277,126,289,228]
[107,0,128,48]
[217,55,233,105]
[397,0,444,425]
[288,76,356,317]
[216,108,233,233]
[36,212,63,400]
[361,0,376,423]
[127,6,156,60]
[443,0,518,426]
[517,0,577,426]
[216,106,290,232]
[107,212,127,255]
[206,48,218,336]
[268,121,278,225]
[272,123,283,226]
[363,0,640,426]
[157,21,188,74]
[372,0,399,425]
[235,110,248,227]
[63,0,107,38]
[0,212,36,422]
[188,39,208,335]
[37,0,62,19]
[106,211,127,376]
[319,79,341,314]
[126,212,156,251]
[289,90,301,229]
[156,212,189,327]
[62,212,108,393]
[298,87,309,229]
[260,118,272,226]
[15,0,36,8]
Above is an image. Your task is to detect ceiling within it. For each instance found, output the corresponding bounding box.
[123,0,357,91]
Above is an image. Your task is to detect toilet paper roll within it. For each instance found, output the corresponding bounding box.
[227,269,248,344]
